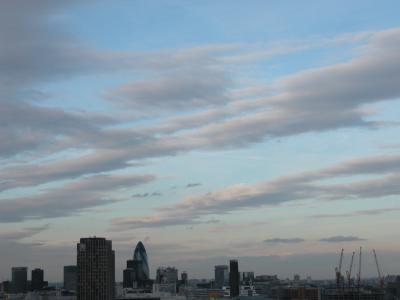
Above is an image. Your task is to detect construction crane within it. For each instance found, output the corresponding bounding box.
[335,248,344,289]
[373,249,384,289]
[357,247,362,292]
[345,251,355,288]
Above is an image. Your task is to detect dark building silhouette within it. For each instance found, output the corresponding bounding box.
[181,271,188,284]
[229,260,239,298]
[77,237,115,300]
[31,268,44,291]
[1,281,11,293]
[64,265,77,291]
[11,267,27,294]
[123,263,136,288]
[215,265,229,288]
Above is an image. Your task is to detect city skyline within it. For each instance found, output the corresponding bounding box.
[1,1,400,281]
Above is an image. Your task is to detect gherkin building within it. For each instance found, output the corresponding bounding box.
[133,241,149,280]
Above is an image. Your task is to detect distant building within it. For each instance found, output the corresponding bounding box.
[1,280,11,293]
[122,241,152,290]
[215,265,229,288]
[386,276,400,300]
[133,241,149,282]
[12,267,28,294]
[180,271,188,286]
[321,288,383,300]
[77,237,115,300]
[123,266,136,288]
[229,260,240,298]
[272,286,320,300]
[31,268,45,291]
[154,267,179,294]
[64,265,77,291]
[242,272,255,284]
[156,267,178,284]
[181,272,188,282]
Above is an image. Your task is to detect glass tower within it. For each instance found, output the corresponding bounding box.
[133,241,149,280]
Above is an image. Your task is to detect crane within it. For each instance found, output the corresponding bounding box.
[345,251,355,288]
[335,248,344,289]
[357,247,362,292]
[373,249,384,289]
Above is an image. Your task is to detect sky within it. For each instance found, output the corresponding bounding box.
[1,0,400,282]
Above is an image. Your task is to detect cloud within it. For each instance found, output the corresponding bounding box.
[0,101,116,158]
[111,153,400,230]
[319,236,366,243]
[132,192,162,198]
[157,28,400,148]
[2,24,400,200]
[0,224,50,240]
[186,183,202,188]
[22,29,400,179]
[0,173,155,222]
[106,68,231,111]
[264,238,305,244]
[311,207,400,219]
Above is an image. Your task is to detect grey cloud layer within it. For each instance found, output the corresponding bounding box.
[111,154,400,230]
[106,68,231,110]
[5,27,398,190]
[2,1,400,227]
[311,207,400,219]
[264,238,305,244]
[0,224,50,240]
[0,174,155,222]
[319,236,366,243]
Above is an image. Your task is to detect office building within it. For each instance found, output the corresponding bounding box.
[181,271,188,284]
[155,267,178,294]
[122,241,152,289]
[133,241,149,281]
[123,266,136,288]
[215,265,229,288]
[156,267,178,284]
[64,265,77,291]
[1,281,11,293]
[242,271,255,284]
[77,237,115,300]
[229,260,239,298]
[12,267,28,294]
[31,268,45,291]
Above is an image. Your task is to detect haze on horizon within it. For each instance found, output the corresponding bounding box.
[1,0,400,281]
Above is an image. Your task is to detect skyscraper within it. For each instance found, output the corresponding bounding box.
[11,267,27,294]
[31,268,44,291]
[215,265,229,288]
[229,260,239,298]
[77,237,115,300]
[133,241,149,281]
[64,265,77,291]
[122,241,152,290]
